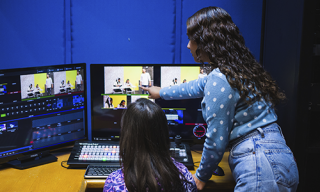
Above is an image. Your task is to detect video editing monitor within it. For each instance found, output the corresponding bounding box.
[91,64,154,141]
[157,65,207,142]
[91,64,208,143]
[0,63,87,168]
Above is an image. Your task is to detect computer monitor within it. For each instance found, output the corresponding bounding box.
[91,64,154,140]
[157,65,207,142]
[90,64,207,143]
[0,63,87,169]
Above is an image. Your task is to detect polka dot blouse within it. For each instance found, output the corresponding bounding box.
[160,68,277,182]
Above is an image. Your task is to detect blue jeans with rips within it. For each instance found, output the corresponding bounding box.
[228,123,299,192]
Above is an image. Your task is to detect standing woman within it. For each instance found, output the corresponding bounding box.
[104,98,197,192]
[143,6,299,191]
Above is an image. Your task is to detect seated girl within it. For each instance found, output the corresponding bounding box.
[105,97,114,109]
[117,100,126,109]
[104,98,197,192]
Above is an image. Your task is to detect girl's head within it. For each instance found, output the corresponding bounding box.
[119,98,186,191]
[186,6,242,64]
[120,100,125,106]
[105,97,113,104]
[187,6,285,106]
[120,98,169,157]
[126,79,129,83]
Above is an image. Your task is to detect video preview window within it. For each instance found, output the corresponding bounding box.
[160,66,207,87]
[163,108,184,125]
[20,69,84,100]
[53,69,84,94]
[102,95,127,109]
[20,73,48,99]
[104,66,154,95]
[102,92,154,110]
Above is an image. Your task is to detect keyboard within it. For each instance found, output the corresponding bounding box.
[67,140,194,178]
[67,141,121,168]
[84,165,121,179]
[78,143,120,161]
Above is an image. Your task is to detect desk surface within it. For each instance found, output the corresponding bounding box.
[0,147,235,192]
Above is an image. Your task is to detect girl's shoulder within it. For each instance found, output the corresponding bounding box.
[105,169,125,186]
[171,158,190,175]
[104,169,126,191]
[209,68,226,79]
[107,169,123,181]
[207,68,230,86]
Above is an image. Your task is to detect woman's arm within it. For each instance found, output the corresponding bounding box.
[143,76,208,100]
[195,77,237,183]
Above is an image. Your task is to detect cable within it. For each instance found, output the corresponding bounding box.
[191,150,202,154]
[193,161,200,164]
[61,160,69,168]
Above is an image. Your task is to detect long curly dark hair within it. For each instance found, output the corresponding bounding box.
[187,6,285,106]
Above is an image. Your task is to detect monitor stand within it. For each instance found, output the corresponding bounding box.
[6,150,57,169]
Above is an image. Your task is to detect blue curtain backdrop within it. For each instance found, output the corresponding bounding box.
[0,0,264,139]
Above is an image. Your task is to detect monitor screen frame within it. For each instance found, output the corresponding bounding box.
[0,63,88,165]
[90,63,208,143]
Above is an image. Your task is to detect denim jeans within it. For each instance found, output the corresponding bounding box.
[46,88,51,96]
[77,84,81,92]
[228,123,299,192]
[141,85,148,94]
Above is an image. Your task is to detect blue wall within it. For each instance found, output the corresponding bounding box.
[0,0,66,66]
[0,0,264,140]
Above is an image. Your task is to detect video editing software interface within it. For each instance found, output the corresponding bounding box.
[0,63,86,163]
[91,64,207,142]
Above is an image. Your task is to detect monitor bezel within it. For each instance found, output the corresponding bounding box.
[90,63,207,143]
[0,63,88,165]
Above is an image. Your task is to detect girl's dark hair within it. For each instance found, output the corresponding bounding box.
[187,6,285,106]
[105,97,113,105]
[120,98,190,192]
[119,100,125,107]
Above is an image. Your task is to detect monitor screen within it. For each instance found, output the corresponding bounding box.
[0,63,87,165]
[91,65,154,141]
[91,64,207,142]
[157,65,207,141]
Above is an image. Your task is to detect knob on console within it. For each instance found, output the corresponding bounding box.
[174,135,182,148]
